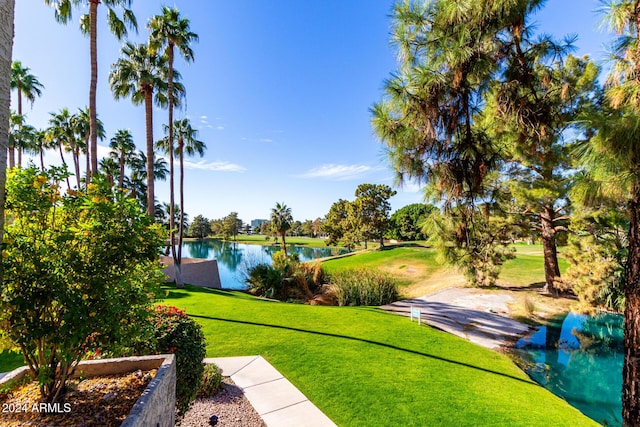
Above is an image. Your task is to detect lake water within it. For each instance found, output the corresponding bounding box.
[511,312,623,426]
[180,239,347,289]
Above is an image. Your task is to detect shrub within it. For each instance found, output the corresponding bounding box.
[246,252,328,301]
[199,363,223,397]
[0,167,165,403]
[247,263,284,298]
[150,305,207,416]
[329,269,399,306]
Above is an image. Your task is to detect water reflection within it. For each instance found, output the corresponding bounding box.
[180,239,346,289]
[512,312,623,426]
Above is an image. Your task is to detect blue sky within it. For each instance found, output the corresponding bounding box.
[12,0,612,224]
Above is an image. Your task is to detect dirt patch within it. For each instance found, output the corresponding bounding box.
[400,269,467,299]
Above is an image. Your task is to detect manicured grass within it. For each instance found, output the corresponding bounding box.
[500,254,569,287]
[161,285,596,426]
[0,349,25,373]
[216,234,338,248]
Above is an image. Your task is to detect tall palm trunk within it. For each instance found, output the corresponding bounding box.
[73,146,81,188]
[281,232,287,256]
[623,183,640,425]
[84,135,90,185]
[144,88,154,217]
[88,0,99,178]
[39,141,44,169]
[58,143,70,190]
[167,44,182,287]
[0,0,14,263]
[178,139,184,263]
[16,89,21,166]
[541,205,561,294]
[7,140,14,168]
[118,151,125,189]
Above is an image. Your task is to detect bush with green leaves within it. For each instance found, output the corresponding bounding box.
[329,269,398,306]
[0,167,165,403]
[563,208,627,312]
[246,251,327,301]
[199,363,223,397]
[150,305,206,416]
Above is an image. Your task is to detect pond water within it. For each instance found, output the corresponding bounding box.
[511,312,623,426]
[180,239,347,289]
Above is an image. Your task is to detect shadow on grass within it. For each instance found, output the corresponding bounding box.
[189,313,536,386]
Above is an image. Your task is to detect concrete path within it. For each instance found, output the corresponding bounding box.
[205,356,336,427]
[381,288,532,350]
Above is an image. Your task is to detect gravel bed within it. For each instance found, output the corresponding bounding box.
[180,377,265,427]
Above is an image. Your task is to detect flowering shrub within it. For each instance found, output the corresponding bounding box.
[0,167,165,403]
[149,305,206,416]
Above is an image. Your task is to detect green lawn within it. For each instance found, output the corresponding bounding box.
[157,285,595,426]
[216,234,337,248]
[500,252,569,287]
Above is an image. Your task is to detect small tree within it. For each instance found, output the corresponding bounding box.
[0,167,165,403]
[188,214,211,239]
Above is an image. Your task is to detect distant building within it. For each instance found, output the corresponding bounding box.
[251,219,268,232]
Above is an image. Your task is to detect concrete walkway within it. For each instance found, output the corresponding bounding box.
[205,355,336,427]
[381,288,532,349]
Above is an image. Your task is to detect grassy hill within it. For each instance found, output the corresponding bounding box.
[158,285,596,427]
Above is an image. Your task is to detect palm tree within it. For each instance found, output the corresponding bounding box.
[1,0,15,252]
[8,113,37,169]
[44,0,137,178]
[174,118,206,263]
[74,107,105,186]
[270,202,293,256]
[108,129,136,189]
[11,61,44,166]
[98,156,119,185]
[127,150,169,212]
[110,42,183,216]
[149,6,198,287]
[47,108,78,189]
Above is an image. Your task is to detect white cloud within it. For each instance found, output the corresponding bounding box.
[216,125,224,131]
[183,159,246,172]
[259,138,273,143]
[399,181,423,193]
[200,115,208,120]
[299,164,374,181]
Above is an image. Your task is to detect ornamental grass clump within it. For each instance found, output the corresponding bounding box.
[0,167,165,403]
[329,268,398,306]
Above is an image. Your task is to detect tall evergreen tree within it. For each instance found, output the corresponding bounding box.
[580,2,640,423]
[371,0,506,285]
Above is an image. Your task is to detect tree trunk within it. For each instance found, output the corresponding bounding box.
[118,150,124,189]
[167,45,182,288]
[281,232,287,256]
[58,144,71,190]
[541,205,561,294]
[178,139,184,265]
[144,89,154,218]
[15,89,21,167]
[623,184,640,426]
[0,0,15,274]
[73,145,80,189]
[88,0,99,178]
[7,140,14,168]
[84,136,90,186]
